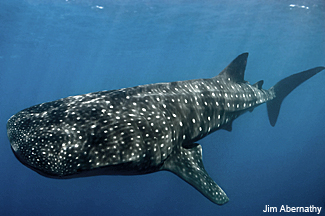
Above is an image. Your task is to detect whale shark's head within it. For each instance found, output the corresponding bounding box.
[6,102,86,178]
[7,92,165,179]
[6,97,117,179]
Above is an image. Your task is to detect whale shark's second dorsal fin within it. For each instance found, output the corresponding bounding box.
[216,52,249,83]
[252,80,264,89]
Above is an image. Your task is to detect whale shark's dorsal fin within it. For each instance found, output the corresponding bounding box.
[217,52,249,83]
[161,143,229,205]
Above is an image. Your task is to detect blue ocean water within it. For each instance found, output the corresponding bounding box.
[0,0,324,215]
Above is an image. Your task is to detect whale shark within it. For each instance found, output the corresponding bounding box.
[6,53,324,205]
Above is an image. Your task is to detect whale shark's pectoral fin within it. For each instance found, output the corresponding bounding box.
[161,143,229,205]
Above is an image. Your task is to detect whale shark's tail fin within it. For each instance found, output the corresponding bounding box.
[267,66,325,126]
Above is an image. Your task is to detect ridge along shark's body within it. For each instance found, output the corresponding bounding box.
[7,53,324,205]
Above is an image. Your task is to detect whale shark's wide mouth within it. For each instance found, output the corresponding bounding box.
[10,146,39,174]
[7,115,31,166]
[7,116,58,178]
[11,146,29,168]
[10,145,63,178]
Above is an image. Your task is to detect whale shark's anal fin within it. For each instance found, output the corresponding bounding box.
[161,143,229,205]
[267,66,325,126]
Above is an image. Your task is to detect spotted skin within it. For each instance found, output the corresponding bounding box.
[6,53,324,205]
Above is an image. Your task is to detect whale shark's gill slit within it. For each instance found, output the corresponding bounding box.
[6,53,324,205]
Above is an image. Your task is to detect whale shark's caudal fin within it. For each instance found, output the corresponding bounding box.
[267,66,325,126]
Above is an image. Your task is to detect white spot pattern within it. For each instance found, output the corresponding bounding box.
[7,67,275,205]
